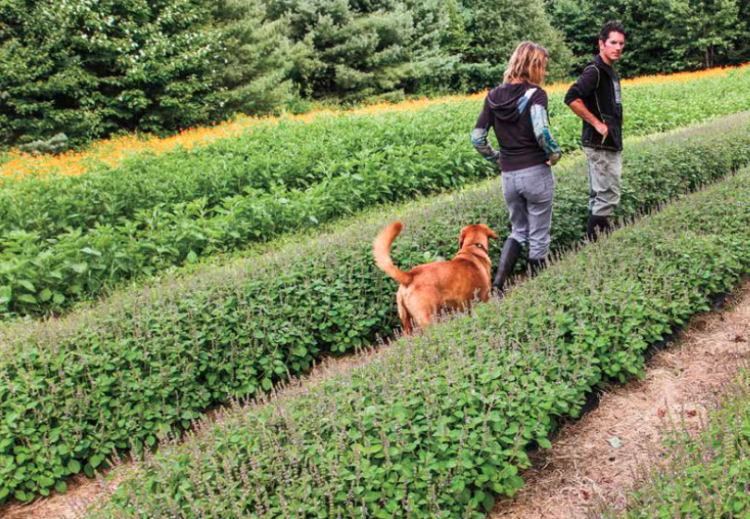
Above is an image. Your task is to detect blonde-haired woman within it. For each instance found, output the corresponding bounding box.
[471,41,562,294]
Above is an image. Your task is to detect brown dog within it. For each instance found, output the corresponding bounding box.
[373,222,498,333]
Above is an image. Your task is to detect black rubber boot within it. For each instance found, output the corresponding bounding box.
[586,214,611,242]
[492,238,522,294]
[527,257,547,277]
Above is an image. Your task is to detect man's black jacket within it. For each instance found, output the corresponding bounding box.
[564,55,623,151]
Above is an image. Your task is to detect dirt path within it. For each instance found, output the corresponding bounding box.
[489,280,750,519]
[3,282,750,519]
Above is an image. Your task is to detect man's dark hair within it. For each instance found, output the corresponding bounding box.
[600,21,626,42]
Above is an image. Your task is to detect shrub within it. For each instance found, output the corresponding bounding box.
[548,0,749,76]
[445,0,574,91]
[265,0,457,101]
[0,0,299,149]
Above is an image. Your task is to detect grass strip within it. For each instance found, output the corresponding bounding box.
[1,113,750,502]
[85,166,750,519]
[1,67,749,317]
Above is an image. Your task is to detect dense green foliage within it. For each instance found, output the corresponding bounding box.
[0,0,578,148]
[85,165,750,518]
[2,0,748,148]
[427,0,574,92]
[264,0,453,101]
[601,369,750,518]
[547,0,750,75]
[2,69,749,318]
[0,0,300,149]
[1,113,750,503]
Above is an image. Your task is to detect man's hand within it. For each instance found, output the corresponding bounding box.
[594,120,609,140]
[569,99,609,141]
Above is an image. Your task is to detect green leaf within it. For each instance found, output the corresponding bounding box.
[17,280,35,292]
[482,492,495,512]
[0,285,10,306]
[71,264,88,274]
[68,459,82,474]
[89,454,104,468]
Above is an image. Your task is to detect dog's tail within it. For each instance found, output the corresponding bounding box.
[373,222,413,286]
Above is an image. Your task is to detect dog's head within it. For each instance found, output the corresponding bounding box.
[458,224,498,252]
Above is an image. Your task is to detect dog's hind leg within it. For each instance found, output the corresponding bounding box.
[397,292,414,335]
[411,305,437,330]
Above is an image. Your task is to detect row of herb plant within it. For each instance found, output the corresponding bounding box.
[2,68,750,317]
[600,367,750,518]
[1,113,750,502]
[85,166,750,518]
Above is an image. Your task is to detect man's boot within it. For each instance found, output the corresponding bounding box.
[492,238,522,294]
[527,257,547,277]
[586,214,611,242]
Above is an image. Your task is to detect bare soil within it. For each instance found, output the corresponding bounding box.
[3,281,749,519]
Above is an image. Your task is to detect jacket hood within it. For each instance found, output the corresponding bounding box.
[487,83,538,123]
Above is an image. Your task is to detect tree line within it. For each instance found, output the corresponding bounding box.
[1,0,747,150]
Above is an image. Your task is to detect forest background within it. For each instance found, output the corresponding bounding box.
[1,0,747,151]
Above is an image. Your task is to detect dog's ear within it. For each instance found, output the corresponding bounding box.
[478,224,498,240]
[459,228,467,249]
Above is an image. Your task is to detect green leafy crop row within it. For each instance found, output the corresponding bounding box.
[1,113,750,502]
[601,368,750,519]
[85,165,750,519]
[1,68,749,317]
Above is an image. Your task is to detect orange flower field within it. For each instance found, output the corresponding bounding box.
[1,62,747,181]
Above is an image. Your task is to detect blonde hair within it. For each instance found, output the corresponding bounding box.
[503,41,549,85]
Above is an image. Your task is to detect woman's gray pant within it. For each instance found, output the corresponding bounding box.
[501,163,555,260]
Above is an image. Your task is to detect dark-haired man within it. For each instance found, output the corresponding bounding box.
[564,21,626,240]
